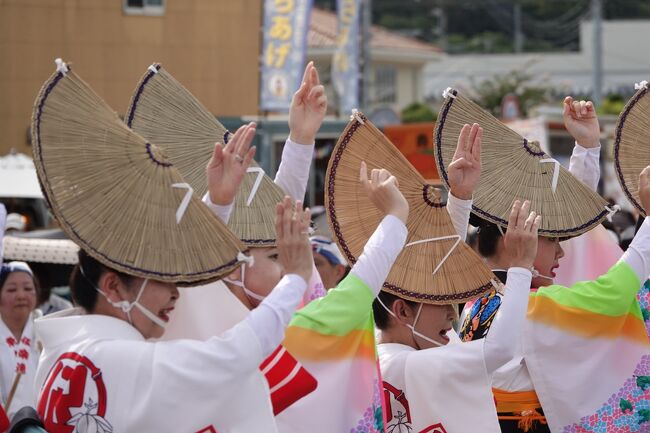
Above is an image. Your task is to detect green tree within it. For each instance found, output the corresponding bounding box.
[598,94,626,116]
[401,102,437,123]
[314,0,650,54]
[472,67,551,117]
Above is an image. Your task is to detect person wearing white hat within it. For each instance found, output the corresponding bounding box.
[0,202,40,420]
[310,235,348,290]
[5,213,26,233]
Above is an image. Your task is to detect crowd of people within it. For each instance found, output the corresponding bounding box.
[0,58,648,433]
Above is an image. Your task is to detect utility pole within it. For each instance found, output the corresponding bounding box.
[432,7,447,53]
[592,0,603,106]
[514,1,523,53]
[360,0,372,111]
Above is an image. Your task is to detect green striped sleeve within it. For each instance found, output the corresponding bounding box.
[289,273,375,336]
[532,261,642,318]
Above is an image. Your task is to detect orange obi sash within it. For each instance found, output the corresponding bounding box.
[493,387,547,432]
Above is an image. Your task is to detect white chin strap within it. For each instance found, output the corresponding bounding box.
[105,279,168,329]
[224,253,266,304]
[493,229,554,284]
[80,266,168,329]
[531,268,554,282]
[376,296,444,348]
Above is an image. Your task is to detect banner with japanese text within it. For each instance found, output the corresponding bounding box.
[332,0,362,114]
[260,0,313,111]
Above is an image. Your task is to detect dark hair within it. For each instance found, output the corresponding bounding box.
[0,266,40,296]
[70,250,134,311]
[477,222,505,258]
[372,291,417,330]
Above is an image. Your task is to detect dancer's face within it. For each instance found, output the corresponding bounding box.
[532,237,564,287]
[411,303,457,349]
[226,246,283,308]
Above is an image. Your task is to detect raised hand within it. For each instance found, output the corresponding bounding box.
[275,197,313,284]
[563,96,600,148]
[360,161,409,224]
[447,123,482,200]
[503,200,541,270]
[288,62,328,145]
[639,165,650,215]
[206,123,257,205]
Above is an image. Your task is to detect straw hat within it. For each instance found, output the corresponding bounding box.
[126,64,285,246]
[613,81,650,217]
[434,88,612,238]
[325,111,496,305]
[31,60,246,285]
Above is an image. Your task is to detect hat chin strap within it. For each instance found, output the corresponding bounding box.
[531,268,554,282]
[80,266,168,329]
[408,303,445,348]
[376,296,444,348]
[224,262,267,304]
[103,279,168,330]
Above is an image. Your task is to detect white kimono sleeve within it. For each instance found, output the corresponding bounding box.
[568,142,600,191]
[202,193,234,223]
[405,340,501,433]
[138,321,278,433]
[140,276,307,431]
[482,267,532,373]
[445,193,472,241]
[274,138,314,202]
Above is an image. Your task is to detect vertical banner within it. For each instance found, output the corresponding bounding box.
[260,0,313,111]
[332,0,362,114]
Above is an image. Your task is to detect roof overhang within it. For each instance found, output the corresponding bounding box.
[308,47,443,65]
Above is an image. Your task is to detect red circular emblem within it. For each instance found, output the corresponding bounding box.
[37,352,112,433]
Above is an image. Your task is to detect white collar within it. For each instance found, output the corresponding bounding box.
[35,307,144,350]
[378,342,417,354]
[0,311,36,343]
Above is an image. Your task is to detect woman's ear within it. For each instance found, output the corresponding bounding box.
[392,299,415,325]
[227,267,242,282]
[98,272,125,303]
[334,264,346,280]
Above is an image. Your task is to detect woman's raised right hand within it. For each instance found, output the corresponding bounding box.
[503,200,542,270]
[359,161,409,224]
[275,197,313,284]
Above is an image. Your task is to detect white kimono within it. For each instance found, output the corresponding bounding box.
[0,312,39,419]
[34,273,308,433]
[379,268,533,433]
[380,340,501,433]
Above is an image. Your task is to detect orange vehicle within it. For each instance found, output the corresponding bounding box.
[383,122,441,184]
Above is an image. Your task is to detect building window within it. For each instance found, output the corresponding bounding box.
[123,0,165,16]
[374,65,397,104]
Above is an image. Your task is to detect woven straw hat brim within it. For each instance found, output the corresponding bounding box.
[614,85,650,217]
[326,112,496,305]
[31,66,245,285]
[126,64,285,247]
[434,89,611,238]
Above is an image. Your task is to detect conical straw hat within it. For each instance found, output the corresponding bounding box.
[126,64,285,246]
[31,60,245,285]
[326,111,496,305]
[614,82,650,217]
[434,88,612,238]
